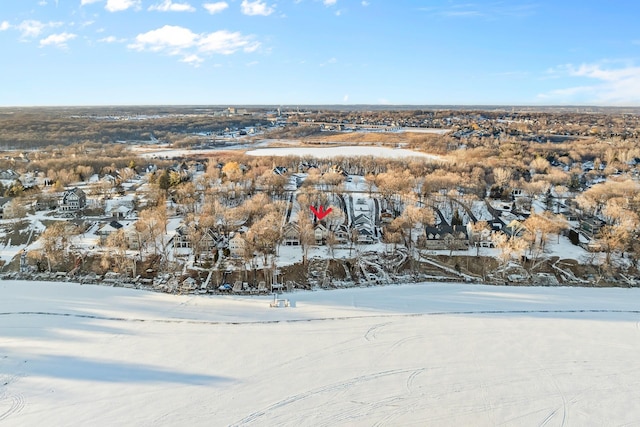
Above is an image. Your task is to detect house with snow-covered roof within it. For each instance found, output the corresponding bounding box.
[332,224,350,244]
[59,188,87,212]
[423,225,469,250]
[97,220,124,236]
[282,222,300,246]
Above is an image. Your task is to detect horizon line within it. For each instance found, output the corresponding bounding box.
[1,103,639,110]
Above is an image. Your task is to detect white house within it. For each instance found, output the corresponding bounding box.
[228,232,246,258]
[282,222,300,246]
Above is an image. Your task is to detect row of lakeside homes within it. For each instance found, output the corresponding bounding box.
[0,187,87,218]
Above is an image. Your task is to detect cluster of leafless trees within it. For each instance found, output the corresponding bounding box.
[0,107,262,149]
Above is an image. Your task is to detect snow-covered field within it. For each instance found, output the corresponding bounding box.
[2,281,640,426]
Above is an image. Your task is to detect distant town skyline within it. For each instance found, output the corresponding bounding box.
[1,1,639,106]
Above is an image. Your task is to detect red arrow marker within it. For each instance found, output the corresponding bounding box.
[310,205,332,220]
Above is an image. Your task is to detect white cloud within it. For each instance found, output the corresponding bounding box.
[128,25,198,53]
[128,25,260,60]
[98,35,125,43]
[199,30,259,54]
[241,0,274,16]
[203,1,228,14]
[343,94,349,102]
[105,0,140,12]
[39,32,77,48]
[148,0,195,12]
[81,0,102,5]
[0,21,10,31]
[17,20,54,38]
[539,62,640,105]
[361,1,369,6]
[420,3,536,19]
[181,54,204,66]
[323,0,337,5]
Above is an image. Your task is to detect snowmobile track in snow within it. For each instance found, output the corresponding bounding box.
[231,368,424,426]
[0,393,25,422]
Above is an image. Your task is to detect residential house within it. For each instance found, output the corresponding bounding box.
[466,222,495,248]
[314,223,329,245]
[332,224,350,244]
[228,232,246,258]
[353,213,372,228]
[18,172,42,190]
[97,220,124,236]
[173,225,191,249]
[354,198,370,214]
[59,188,87,211]
[34,195,58,211]
[580,217,605,238]
[124,223,140,250]
[173,225,224,252]
[273,166,288,176]
[110,205,132,219]
[282,222,300,246]
[105,195,135,219]
[356,226,375,244]
[201,228,224,251]
[423,225,469,250]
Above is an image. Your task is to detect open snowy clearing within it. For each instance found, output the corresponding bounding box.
[2,281,640,426]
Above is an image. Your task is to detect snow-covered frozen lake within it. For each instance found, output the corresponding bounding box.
[2,281,640,426]
[133,144,442,161]
[244,145,441,160]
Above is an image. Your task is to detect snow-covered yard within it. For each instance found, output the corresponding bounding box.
[2,280,640,425]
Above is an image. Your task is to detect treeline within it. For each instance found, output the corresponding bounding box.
[0,108,261,149]
[304,108,640,139]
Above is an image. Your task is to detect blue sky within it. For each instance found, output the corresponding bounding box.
[1,0,639,106]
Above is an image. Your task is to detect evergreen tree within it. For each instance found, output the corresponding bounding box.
[158,169,170,191]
